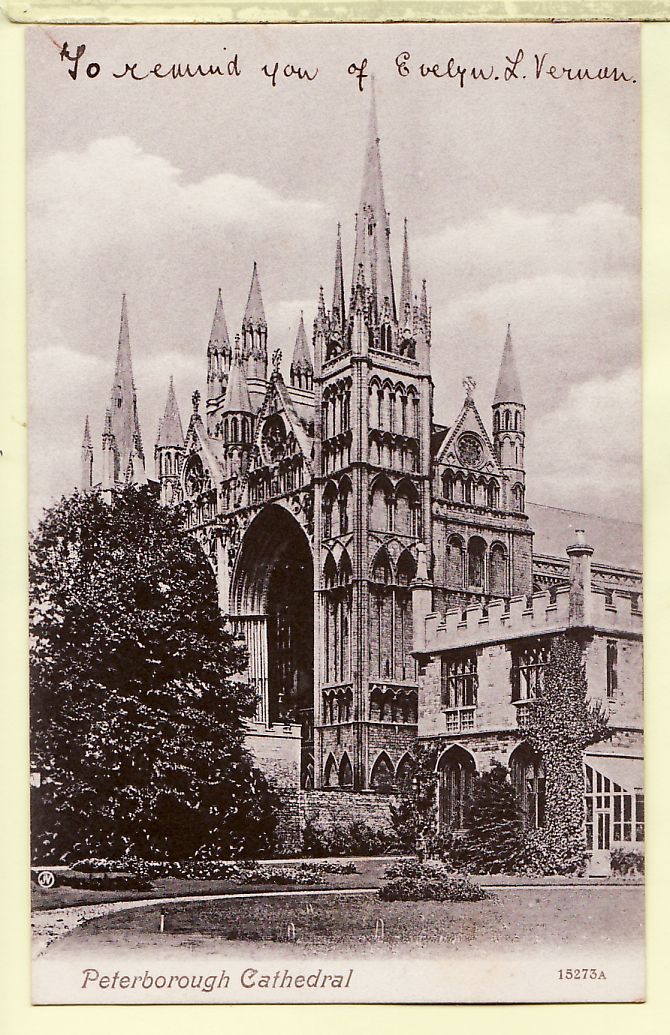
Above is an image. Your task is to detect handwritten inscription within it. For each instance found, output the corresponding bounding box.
[57,41,637,90]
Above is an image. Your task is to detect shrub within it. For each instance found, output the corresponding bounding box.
[298,860,357,875]
[610,847,644,877]
[458,761,525,874]
[380,862,489,902]
[302,818,396,857]
[516,828,589,876]
[62,872,152,891]
[70,857,131,873]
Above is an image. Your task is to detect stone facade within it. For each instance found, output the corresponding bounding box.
[412,533,644,861]
[81,91,642,855]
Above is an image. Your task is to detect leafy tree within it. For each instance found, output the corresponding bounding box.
[460,761,524,874]
[30,486,278,863]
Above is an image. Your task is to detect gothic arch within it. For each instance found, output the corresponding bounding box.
[396,752,416,790]
[370,547,392,584]
[323,551,338,588]
[323,752,338,788]
[467,535,487,589]
[446,533,465,588]
[370,751,395,792]
[396,549,417,586]
[490,540,508,596]
[339,752,354,788]
[230,504,314,615]
[436,745,477,831]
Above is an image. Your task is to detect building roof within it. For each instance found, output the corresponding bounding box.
[528,501,642,572]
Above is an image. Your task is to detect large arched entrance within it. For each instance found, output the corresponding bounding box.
[230,505,314,785]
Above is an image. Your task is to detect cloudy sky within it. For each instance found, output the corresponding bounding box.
[27,22,640,525]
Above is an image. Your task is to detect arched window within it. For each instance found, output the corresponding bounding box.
[488,481,500,509]
[489,542,507,596]
[396,753,416,791]
[164,453,173,477]
[514,411,520,431]
[493,411,500,433]
[463,479,473,505]
[395,480,419,536]
[370,549,393,679]
[447,535,465,588]
[442,471,453,501]
[467,536,487,590]
[505,410,510,430]
[323,482,337,538]
[513,483,525,513]
[370,476,393,532]
[338,478,352,535]
[396,550,416,681]
[231,417,238,442]
[510,745,546,829]
[437,747,476,831]
[339,753,354,788]
[370,752,395,792]
[323,753,337,788]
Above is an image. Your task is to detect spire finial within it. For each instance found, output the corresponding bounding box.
[192,389,200,414]
[400,217,412,316]
[463,375,477,401]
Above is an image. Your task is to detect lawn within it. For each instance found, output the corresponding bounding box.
[31,857,387,912]
[48,885,644,960]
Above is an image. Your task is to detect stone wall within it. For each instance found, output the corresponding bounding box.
[300,788,396,838]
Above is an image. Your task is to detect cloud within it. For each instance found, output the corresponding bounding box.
[528,366,641,520]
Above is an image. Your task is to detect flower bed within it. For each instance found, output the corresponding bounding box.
[379,860,489,902]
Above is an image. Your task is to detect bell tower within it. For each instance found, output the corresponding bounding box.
[313,88,434,792]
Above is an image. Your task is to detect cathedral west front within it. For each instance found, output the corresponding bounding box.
[81,91,642,855]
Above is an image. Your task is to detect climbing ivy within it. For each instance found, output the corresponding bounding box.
[518,631,612,875]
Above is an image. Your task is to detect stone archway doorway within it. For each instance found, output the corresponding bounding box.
[230,505,314,784]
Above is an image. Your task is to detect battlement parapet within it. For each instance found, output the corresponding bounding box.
[421,585,642,654]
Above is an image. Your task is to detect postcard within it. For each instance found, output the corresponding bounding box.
[27,20,643,1004]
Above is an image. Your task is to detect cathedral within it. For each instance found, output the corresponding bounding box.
[80,92,642,860]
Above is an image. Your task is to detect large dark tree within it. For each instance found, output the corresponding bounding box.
[30,486,278,863]
[460,761,524,874]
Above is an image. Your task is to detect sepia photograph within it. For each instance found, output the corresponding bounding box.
[26,20,643,1004]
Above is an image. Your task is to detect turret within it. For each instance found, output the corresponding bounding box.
[155,377,185,505]
[81,415,93,490]
[221,337,254,478]
[241,262,268,381]
[492,324,526,512]
[207,289,231,402]
[290,312,313,390]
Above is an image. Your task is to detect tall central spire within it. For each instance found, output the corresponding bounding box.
[351,82,396,322]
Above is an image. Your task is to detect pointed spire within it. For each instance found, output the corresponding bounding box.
[290,312,313,389]
[156,377,185,448]
[108,294,145,484]
[292,313,312,370]
[209,288,230,349]
[332,223,346,325]
[223,339,253,414]
[400,218,412,316]
[494,324,524,405]
[351,80,396,320]
[82,415,92,450]
[243,262,267,327]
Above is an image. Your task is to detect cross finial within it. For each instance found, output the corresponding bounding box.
[272,348,282,374]
[463,376,477,400]
[192,389,200,413]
